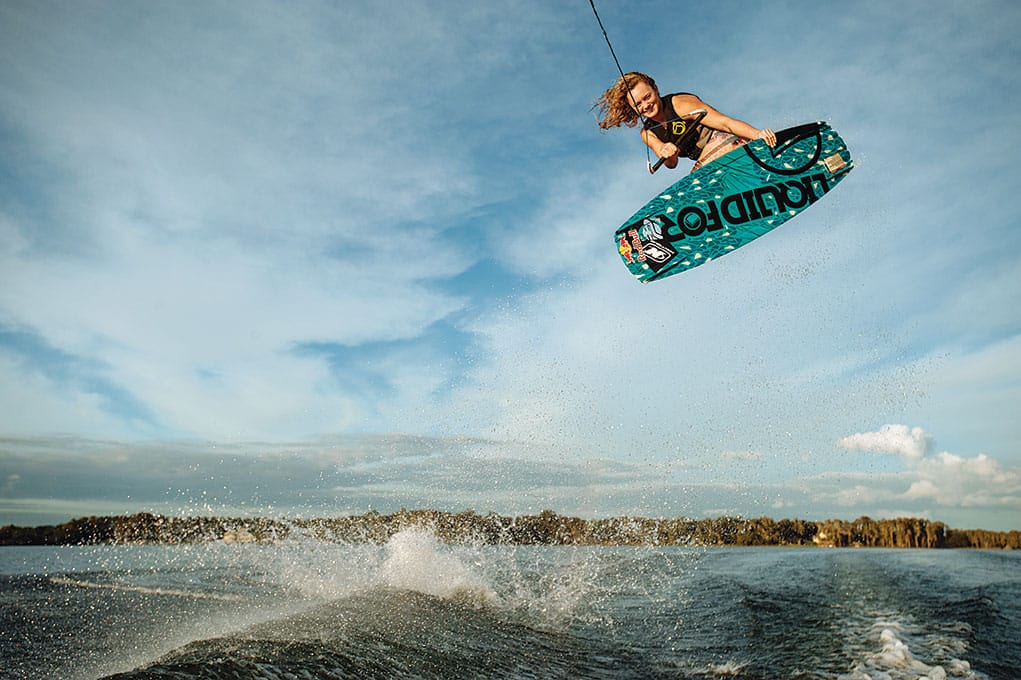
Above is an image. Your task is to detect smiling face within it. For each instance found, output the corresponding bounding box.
[628,80,661,120]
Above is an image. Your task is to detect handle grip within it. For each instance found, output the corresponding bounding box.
[648,109,708,174]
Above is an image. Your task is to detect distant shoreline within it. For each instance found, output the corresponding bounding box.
[3,509,1019,549]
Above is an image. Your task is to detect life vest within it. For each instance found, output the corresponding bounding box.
[643,93,715,161]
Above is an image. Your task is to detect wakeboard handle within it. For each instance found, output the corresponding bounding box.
[649,109,708,174]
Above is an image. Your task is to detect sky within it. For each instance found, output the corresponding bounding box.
[1,0,1019,531]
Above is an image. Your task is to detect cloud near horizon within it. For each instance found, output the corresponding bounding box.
[2,425,1018,531]
[833,424,1020,515]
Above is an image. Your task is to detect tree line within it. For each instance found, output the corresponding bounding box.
[1,509,1018,549]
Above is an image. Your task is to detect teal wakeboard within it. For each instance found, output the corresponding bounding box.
[615,122,853,283]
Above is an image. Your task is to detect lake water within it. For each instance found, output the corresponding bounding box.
[1,530,1018,679]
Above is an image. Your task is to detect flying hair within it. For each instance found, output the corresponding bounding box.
[594,71,657,129]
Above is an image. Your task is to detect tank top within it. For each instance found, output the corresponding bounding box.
[643,92,714,161]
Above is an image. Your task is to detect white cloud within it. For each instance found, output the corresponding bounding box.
[820,425,1021,516]
[838,424,934,461]
[902,480,939,501]
[906,452,1021,508]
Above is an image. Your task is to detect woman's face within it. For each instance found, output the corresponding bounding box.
[628,81,660,119]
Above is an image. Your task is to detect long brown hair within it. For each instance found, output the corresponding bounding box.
[593,71,657,129]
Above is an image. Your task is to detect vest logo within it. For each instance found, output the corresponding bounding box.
[670,120,687,137]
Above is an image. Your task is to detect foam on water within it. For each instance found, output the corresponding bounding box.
[48,576,246,602]
[840,615,983,680]
[378,527,498,604]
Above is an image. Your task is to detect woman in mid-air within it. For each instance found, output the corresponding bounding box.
[595,71,777,171]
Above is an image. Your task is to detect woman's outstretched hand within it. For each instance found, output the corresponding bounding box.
[758,129,777,146]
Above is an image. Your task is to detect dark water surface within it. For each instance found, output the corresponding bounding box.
[1,532,1018,679]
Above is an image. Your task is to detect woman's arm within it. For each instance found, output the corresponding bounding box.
[640,128,679,169]
[670,94,776,146]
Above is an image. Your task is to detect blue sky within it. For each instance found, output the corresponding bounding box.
[1,0,1019,530]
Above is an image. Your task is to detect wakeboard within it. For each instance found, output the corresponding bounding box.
[615,122,853,283]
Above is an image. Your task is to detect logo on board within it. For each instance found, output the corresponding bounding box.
[618,172,834,273]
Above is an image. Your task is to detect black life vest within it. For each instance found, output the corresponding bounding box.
[643,93,713,161]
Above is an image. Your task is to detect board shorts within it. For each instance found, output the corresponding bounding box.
[692,131,749,172]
